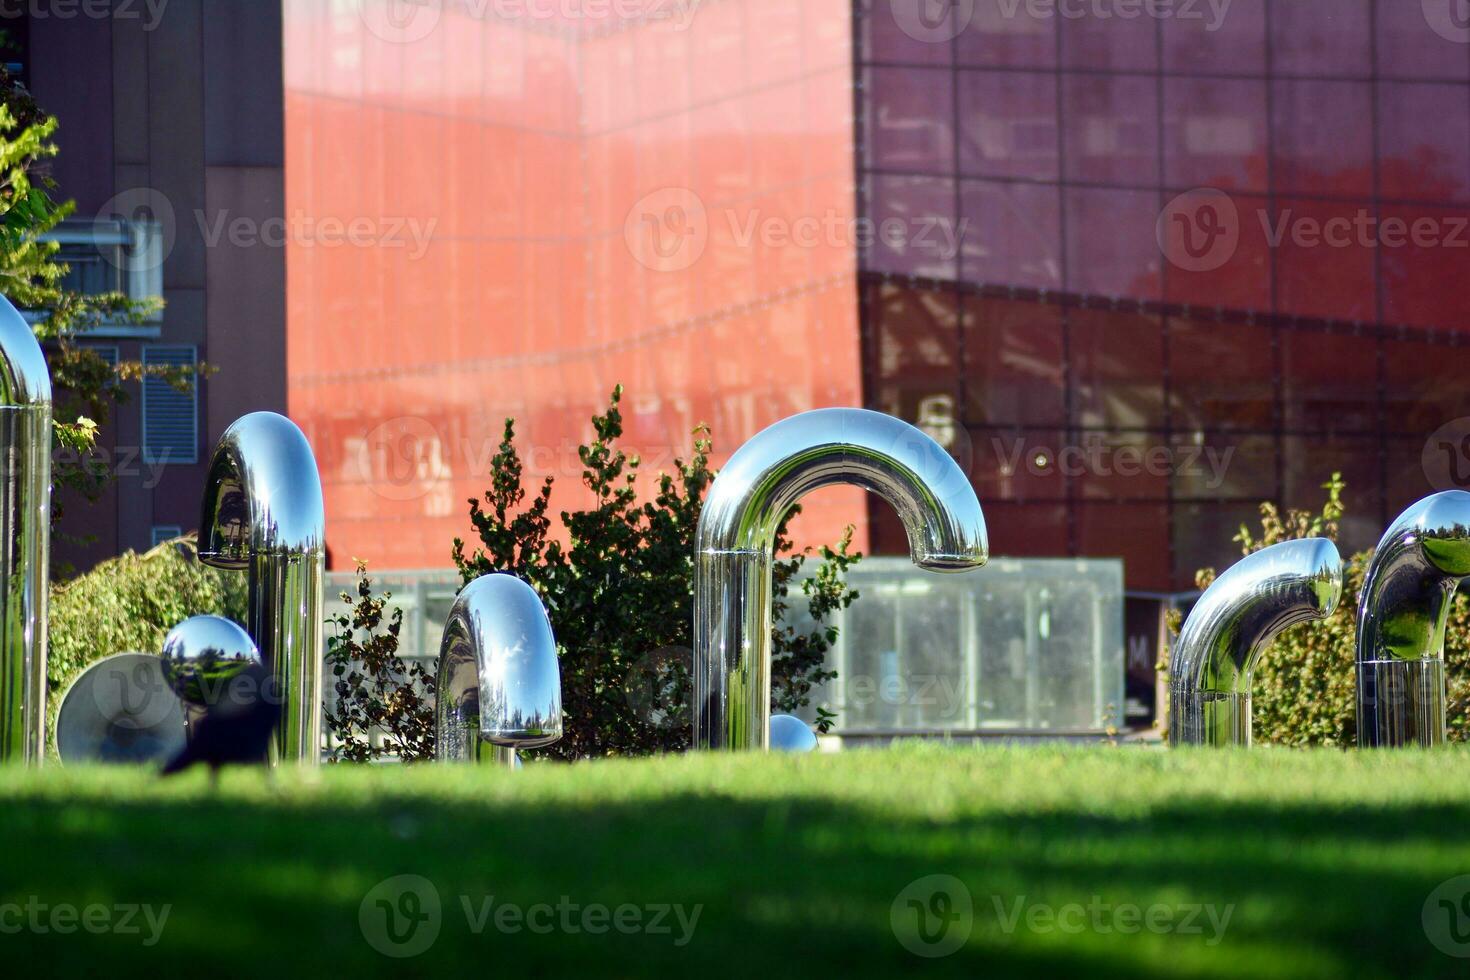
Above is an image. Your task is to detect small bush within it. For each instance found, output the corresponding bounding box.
[1166,475,1470,746]
[47,537,248,753]
[323,564,436,764]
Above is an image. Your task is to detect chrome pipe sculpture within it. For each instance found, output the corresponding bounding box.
[1356,491,1470,748]
[199,413,325,766]
[695,408,988,751]
[0,295,50,765]
[769,714,818,753]
[1168,539,1343,747]
[435,574,563,766]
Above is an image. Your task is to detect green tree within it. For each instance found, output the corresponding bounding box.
[452,386,859,759]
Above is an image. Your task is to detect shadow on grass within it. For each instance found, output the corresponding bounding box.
[2,778,1468,980]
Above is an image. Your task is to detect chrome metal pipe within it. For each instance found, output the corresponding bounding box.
[694,408,988,751]
[0,295,51,765]
[199,413,325,766]
[435,574,563,765]
[1356,491,1470,748]
[1168,539,1342,747]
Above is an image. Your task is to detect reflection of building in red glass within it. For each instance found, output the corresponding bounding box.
[284,0,865,571]
[273,0,1470,590]
[858,0,1470,589]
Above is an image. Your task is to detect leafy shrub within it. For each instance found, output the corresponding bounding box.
[1166,475,1470,746]
[452,387,860,760]
[324,564,436,763]
[46,537,247,753]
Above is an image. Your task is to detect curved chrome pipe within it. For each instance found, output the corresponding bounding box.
[199,412,325,765]
[694,408,988,751]
[1356,491,1470,748]
[1168,539,1342,747]
[435,574,563,766]
[0,295,51,765]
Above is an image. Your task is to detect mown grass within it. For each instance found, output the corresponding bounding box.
[2,744,1469,978]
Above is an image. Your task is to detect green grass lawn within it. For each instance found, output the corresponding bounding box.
[4,744,1470,978]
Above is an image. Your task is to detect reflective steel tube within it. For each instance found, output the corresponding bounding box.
[199,413,326,765]
[435,573,563,766]
[1168,538,1342,747]
[694,409,988,751]
[0,295,50,765]
[1356,492,1470,748]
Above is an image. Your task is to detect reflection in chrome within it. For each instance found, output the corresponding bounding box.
[160,615,262,712]
[1169,539,1343,746]
[1356,492,1470,748]
[0,295,50,765]
[56,653,187,765]
[435,574,563,766]
[694,409,988,751]
[769,714,818,753]
[200,413,325,765]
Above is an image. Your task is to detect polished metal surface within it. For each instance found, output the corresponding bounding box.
[160,615,262,708]
[0,294,51,766]
[769,714,818,753]
[694,408,988,751]
[56,653,187,765]
[435,574,563,766]
[1356,491,1470,748]
[200,412,325,765]
[1169,538,1342,747]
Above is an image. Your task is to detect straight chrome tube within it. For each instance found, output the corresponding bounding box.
[694,409,988,751]
[0,295,50,766]
[1169,538,1342,747]
[199,413,326,765]
[435,574,563,766]
[1356,491,1470,748]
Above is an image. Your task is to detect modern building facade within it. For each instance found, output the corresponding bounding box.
[25,1,1470,597]
[15,2,286,571]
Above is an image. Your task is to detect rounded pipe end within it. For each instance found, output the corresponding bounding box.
[200,412,326,566]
